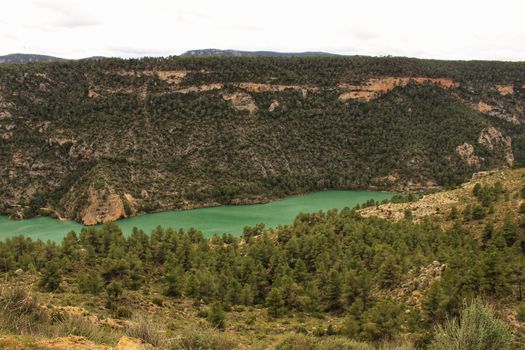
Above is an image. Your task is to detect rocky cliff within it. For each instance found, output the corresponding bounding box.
[0,56,523,224]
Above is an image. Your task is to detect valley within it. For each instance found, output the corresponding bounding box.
[0,55,524,350]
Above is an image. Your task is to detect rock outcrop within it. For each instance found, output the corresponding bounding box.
[268,100,280,112]
[222,92,258,114]
[79,186,127,225]
[236,82,319,98]
[175,83,224,94]
[115,336,153,350]
[478,127,514,167]
[474,100,522,125]
[338,77,457,102]
[456,143,483,167]
[496,84,514,96]
[393,261,446,306]
[32,336,111,350]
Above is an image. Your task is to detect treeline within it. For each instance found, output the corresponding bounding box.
[1,206,524,345]
[3,55,525,86]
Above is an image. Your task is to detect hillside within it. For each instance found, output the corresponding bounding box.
[0,168,524,349]
[181,49,339,57]
[361,167,525,235]
[0,53,65,64]
[0,56,524,224]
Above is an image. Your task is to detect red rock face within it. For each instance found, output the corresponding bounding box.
[496,84,514,96]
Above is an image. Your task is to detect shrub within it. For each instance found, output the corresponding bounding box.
[125,315,167,348]
[431,299,511,350]
[52,313,120,345]
[276,335,316,350]
[516,304,525,322]
[115,306,132,319]
[207,302,226,330]
[152,297,163,307]
[170,327,236,350]
[0,286,47,333]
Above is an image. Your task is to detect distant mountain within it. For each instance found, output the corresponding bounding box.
[0,53,66,64]
[181,49,340,57]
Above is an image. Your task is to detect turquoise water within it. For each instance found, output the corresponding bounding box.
[0,190,393,242]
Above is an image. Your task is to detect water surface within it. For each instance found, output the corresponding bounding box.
[0,190,393,242]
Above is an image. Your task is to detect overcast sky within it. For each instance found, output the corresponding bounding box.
[1,0,524,61]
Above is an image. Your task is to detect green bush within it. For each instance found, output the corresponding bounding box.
[431,299,511,350]
[115,306,132,319]
[38,261,62,292]
[517,304,525,322]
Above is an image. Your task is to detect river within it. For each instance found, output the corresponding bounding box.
[0,190,393,242]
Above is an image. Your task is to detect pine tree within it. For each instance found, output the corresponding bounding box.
[266,287,286,318]
[482,220,495,243]
[164,266,184,297]
[324,269,342,311]
[38,261,62,292]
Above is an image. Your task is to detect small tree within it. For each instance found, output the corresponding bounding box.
[105,281,123,310]
[431,299,511,350]
[472,205,486,220]
[266,287,286,318]
[77,271,103,295]
[207,302,226,330]
[38,261,62,292]
[163,266,184,297]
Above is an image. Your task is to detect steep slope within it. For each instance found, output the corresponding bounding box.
[0,56,524,224]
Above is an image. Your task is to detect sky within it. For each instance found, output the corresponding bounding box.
[0,0,524,61]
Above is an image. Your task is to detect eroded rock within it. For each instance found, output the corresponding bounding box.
[338,76,457,102]
[478,127,514,167]
[496,84,514,96]
[456,143,483,167]
[80,186,127,225]
[115,336,153,350]
[222,92,258,114]
[268,100,280,112]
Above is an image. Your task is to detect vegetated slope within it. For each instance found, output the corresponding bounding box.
[0,169,523,349]
[0,56,524,224]
[360,167,525,235]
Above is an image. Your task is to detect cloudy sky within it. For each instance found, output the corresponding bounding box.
[1,0,524,61]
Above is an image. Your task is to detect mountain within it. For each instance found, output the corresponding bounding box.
[0,56,524,224]
[0,53,65,64]
[181,48,340,57]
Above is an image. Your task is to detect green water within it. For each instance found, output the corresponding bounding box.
[0,190,393,242]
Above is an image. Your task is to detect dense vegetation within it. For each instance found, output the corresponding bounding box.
[0,56,523,223]
[1,197,524,347]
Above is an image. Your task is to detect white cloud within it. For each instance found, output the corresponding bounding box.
[0,0,523,60]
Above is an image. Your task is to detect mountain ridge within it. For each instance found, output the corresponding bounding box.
[181,48,340,57]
